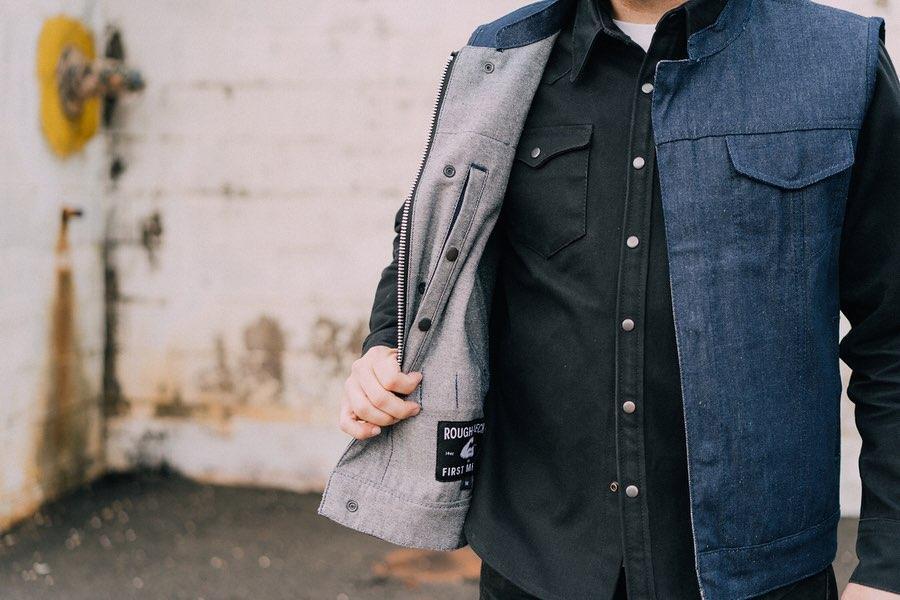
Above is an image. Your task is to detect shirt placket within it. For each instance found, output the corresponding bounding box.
[613,33,672,600]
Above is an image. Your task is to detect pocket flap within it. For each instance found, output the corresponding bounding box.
[515,124,593,168]
[725,129,855,190]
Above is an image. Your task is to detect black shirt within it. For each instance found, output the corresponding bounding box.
[362,0,900,597]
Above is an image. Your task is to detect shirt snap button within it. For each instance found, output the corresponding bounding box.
[445,247,459,261]
[418,318,432,332]
[346,499,358,512]
[621,318,635,332]
[530,147,541,159]
[623,401,636,414]
[632,156,646,170]
[641,82,654,94]
[483,62,495,73]
[609,481,619,493]
[443,165,456,178]
[626,235,639,248]
[625,485,639,498]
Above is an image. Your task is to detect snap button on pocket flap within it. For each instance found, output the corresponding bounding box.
[515,124,593,168]
[726,129,855,190]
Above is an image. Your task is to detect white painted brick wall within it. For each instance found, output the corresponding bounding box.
[1,0,897,529]
[100,0,526,489]
[0,0,108,530]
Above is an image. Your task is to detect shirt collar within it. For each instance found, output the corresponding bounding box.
[570,0,729,81]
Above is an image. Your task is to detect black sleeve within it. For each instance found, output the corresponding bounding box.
[839,40,900,595]
[360,202,404,355]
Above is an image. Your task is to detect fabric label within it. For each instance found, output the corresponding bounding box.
[435,419,484,483]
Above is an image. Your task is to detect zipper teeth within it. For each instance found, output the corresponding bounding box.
[396,52,457,367]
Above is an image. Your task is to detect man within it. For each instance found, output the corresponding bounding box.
[318,0,900,598]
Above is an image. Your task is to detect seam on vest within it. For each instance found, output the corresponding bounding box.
[328,469,473,508]
[687,0,754,60]
[435,129,512,147]
[696,508,840,555]
[864,17,885,113]
[496,2,562,49]
[655,121,862,145]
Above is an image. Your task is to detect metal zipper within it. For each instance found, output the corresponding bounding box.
[396,51,458,367]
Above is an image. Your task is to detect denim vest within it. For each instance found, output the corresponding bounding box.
[319,1,884,597]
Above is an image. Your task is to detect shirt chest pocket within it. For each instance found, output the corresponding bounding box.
[503,124,593,258]
[724,128,856,263]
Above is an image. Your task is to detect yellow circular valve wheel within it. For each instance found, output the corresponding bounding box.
[36,16,100,158]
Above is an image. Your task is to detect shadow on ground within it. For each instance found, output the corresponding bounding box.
[0,472,860,599]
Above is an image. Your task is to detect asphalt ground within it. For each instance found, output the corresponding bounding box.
[0,472,860,599]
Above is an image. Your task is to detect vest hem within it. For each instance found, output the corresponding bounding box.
[317,469,469,551]
[696,509,840,600]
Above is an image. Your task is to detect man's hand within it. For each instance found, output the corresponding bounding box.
[339,345,423,439]
[842,583,900,600]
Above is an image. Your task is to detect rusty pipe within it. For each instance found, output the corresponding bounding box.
[56,45,144,120]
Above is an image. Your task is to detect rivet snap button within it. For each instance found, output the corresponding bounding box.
[418,318,432,332]
[609,481,619,493]
[621,318,635,332]
[641,82,654,94]
[625,485,639,498]
[530,147,541,159]
[623,401,636,414]
[346,499,358,512]
[445,247,459,261]
[633,156,646,170]
[417,281,426,294]
[443,165,455,178]
[626,235,640,248]
[483,62,495,73]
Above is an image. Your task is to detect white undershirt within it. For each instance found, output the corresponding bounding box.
[612,19,657,53]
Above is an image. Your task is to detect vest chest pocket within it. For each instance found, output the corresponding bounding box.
[724,128,856,262]
[504,124,592,258]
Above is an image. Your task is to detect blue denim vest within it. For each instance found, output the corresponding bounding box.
[648,1,883,597]
[320,2,884,597]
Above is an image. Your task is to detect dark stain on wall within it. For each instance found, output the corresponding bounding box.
[36,215,94,497]
[194,316,288,409]
[238,316,286,405]
[102,227,124,417]
[153,391,209,419]
[310,316,367,376]
[139,211,163,267]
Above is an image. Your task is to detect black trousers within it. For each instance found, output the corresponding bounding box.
[478,562,838,600]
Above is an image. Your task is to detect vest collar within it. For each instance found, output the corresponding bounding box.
[470,0,752,60]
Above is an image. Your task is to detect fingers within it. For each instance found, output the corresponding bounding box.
[339,400,381,439]
[344,377,398,427]
[373,358,423,396]
[355,360,421,421]
[337,346,425,440]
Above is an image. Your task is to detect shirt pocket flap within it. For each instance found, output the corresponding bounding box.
[725,129,855,190]
[515,124,593,168]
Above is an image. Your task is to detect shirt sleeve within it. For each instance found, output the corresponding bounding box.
[839,39,900,595]
[360,201,403,355]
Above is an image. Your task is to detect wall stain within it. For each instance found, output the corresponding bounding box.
[196,336,235,396]
[192,316,287,412]
[36,213,94,498]
[139,211,163,267]
[310,316,366,376]
[102,222,124,417]
[237,316,285,406]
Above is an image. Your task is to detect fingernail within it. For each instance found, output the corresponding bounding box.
[372,426,381,434]
[413,405,421,414]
